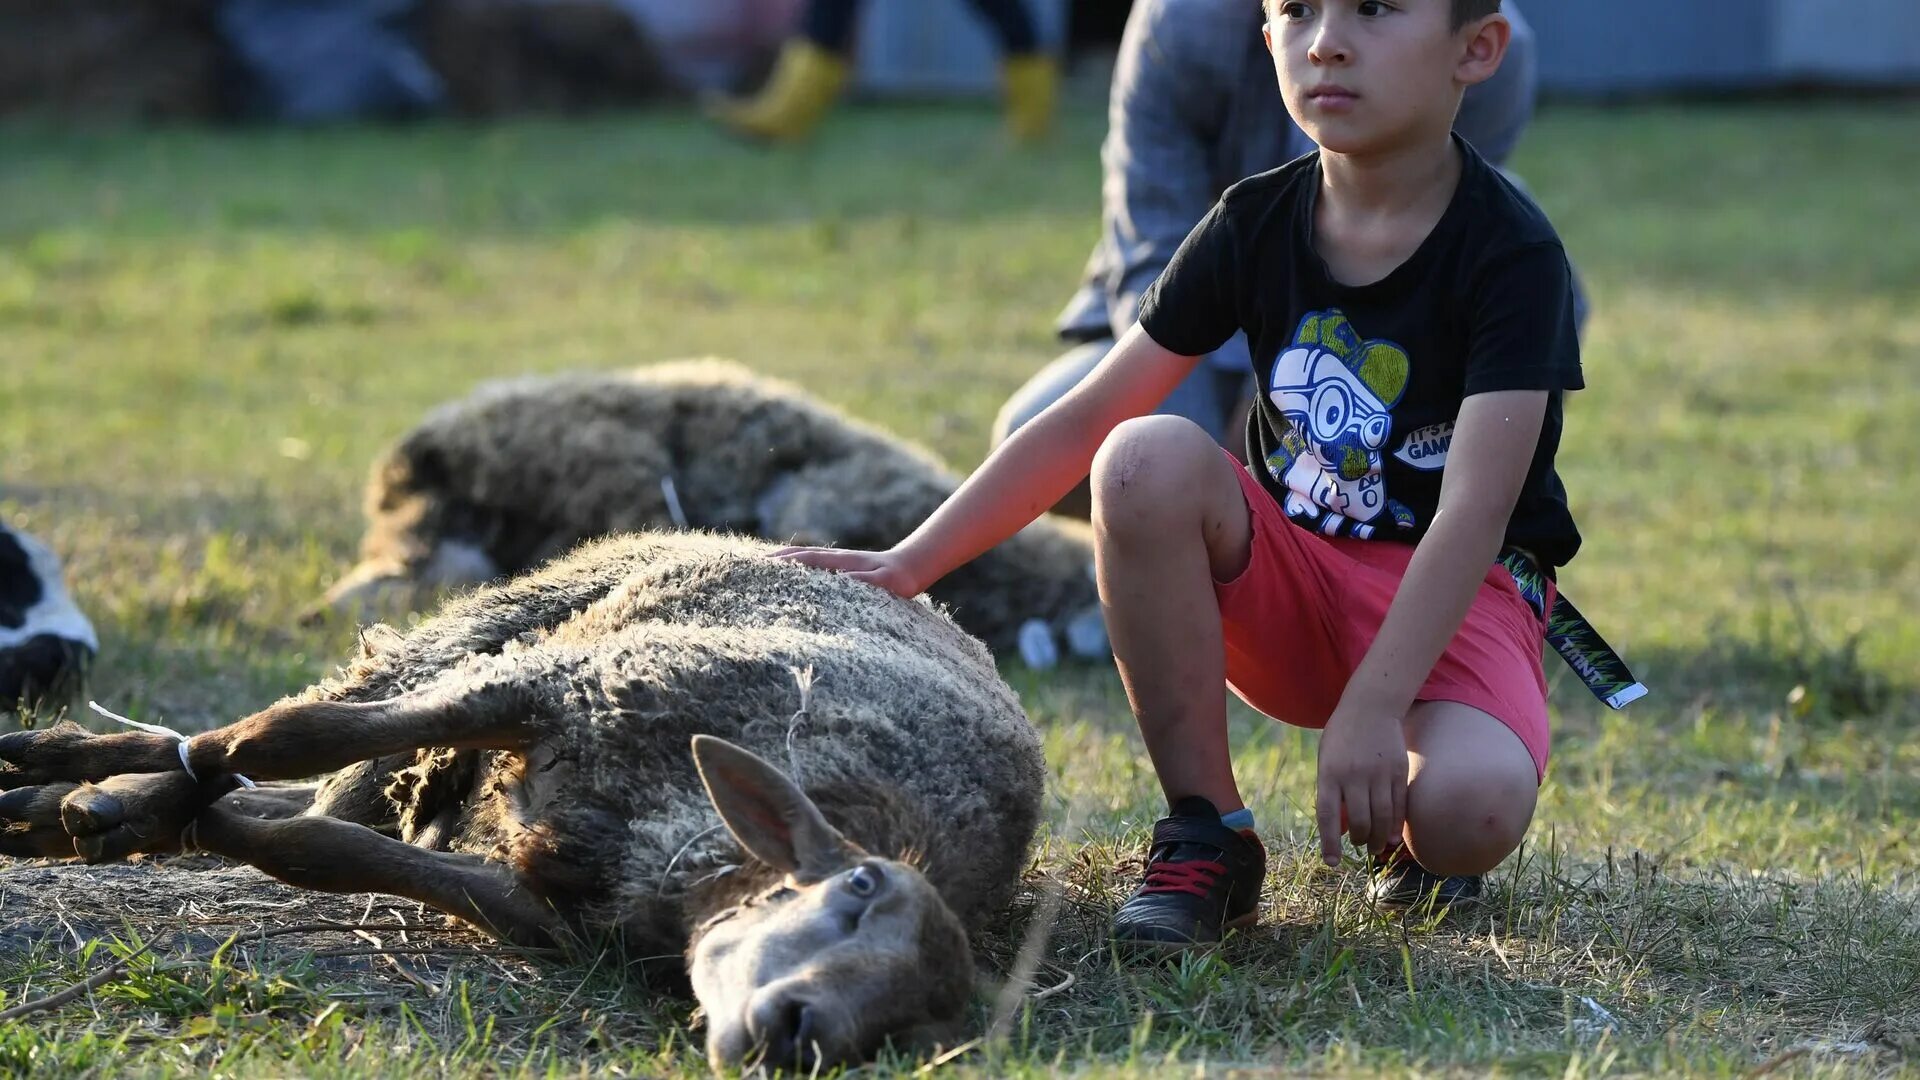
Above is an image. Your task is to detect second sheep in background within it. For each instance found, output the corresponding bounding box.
[316,359,1107,669]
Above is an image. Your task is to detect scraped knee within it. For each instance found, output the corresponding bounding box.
[1090,416,1220,528]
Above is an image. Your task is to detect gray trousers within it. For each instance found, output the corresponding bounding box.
[991,339,1251,448]
[989,339,1252,518]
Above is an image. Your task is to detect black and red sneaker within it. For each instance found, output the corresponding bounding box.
[1366,846,1482,911]
[1111,796,1266,948]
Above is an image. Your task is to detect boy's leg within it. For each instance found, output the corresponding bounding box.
[1092,416,1253,815]
[1368,700,1537,907]
[1093,416,1267,947]
[1400,700,1537,874]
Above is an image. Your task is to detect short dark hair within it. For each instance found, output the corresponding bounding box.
[1449,0,1501,29]
[1261,0,1503,31]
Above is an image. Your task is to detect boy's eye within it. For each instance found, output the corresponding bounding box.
[1358,0,1392,14]
[1277,2,1311,19]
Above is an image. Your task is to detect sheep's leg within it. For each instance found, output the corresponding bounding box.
[0,679,540,789]
[188,805,567,947]
[0,772,563,946]
[222,782,320,821]
[189,685,539,782]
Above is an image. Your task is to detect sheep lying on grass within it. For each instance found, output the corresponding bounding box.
[0,530,1047,1072]
[316,359,1107,668]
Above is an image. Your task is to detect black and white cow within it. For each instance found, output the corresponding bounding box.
[0,522,96,710]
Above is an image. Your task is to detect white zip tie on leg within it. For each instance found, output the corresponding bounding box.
[87,700,255,789]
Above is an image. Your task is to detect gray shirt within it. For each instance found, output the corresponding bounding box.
[1057,0,1540,371]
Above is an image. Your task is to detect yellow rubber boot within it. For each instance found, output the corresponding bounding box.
[709,39,850,144]
[1001,53,1058,142]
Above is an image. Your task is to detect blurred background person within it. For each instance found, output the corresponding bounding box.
[710,0,1058,143]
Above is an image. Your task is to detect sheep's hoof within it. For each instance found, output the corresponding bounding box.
[0,782,80,857]
[1017,619,1059,671]
[56,771,205,863]
[0,723,102,789]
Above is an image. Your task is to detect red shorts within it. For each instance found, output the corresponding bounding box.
[1213,452,1554,781]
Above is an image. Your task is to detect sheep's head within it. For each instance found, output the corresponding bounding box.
[686,736,973,1074]
[307,542,498,626]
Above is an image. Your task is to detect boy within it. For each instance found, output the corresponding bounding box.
[779,0,1630,947]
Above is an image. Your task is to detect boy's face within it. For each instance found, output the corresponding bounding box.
[1262,0,1507,156]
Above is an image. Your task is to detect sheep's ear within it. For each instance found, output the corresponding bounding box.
[691,735,858,881]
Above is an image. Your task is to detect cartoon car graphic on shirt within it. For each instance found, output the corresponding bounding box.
[1264,310,1415,538]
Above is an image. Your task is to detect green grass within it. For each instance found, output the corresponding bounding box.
[2,100,1918,1077]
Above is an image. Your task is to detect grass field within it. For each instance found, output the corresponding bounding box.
[2,99,1918,1076]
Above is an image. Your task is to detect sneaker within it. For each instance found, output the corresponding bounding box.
[1366,846,1482,911]
[1111,796,1266,949]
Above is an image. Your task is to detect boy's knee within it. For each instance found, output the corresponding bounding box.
[1091,416,1218,520]
[1403,769,1535,876]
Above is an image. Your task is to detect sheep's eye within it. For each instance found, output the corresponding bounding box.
[846,865,882,898]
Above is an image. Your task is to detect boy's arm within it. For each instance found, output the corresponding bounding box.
[1314,389,1548,865]
[775,325,1201,596]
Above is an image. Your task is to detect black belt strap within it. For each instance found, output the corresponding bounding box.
[1499,550,1648,711]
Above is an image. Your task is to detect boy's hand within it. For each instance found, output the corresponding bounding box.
[768,546,924,600]
[1314,704,1409,867]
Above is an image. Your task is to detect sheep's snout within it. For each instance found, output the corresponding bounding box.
[312,560,414,623]
[311,542,497,625]
[743,986,837,1073]
[692,858,972,1074]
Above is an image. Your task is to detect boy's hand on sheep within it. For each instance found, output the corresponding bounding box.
[769,547,925,599]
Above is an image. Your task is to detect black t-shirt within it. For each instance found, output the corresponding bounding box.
[1139,136,1585,567]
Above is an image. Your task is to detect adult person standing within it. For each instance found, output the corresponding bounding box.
[995,0,1564,517]
[711,0,1057,143]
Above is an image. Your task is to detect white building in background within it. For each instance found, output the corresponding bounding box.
[845,0,1919,98]
[1531,0,1920,96]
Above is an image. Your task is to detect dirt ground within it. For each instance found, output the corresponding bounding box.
[0,855,543,995]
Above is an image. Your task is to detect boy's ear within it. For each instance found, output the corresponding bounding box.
[1455,13,1511,88]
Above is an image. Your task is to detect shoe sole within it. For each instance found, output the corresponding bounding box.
[1110,909,1259,955]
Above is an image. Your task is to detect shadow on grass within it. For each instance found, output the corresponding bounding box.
[967,829,1920,1071]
